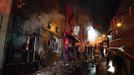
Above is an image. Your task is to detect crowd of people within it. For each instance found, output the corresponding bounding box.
[67,41,107,62]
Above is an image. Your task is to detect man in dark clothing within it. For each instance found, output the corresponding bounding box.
[75,46,80,59]
[99,42,105,58]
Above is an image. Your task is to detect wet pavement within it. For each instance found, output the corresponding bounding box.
[30,60,107,75]
[2,49,108,75]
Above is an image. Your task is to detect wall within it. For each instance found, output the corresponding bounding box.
[0,0,12,71]
[0,13,10,70]
[110,0,134,74]
[110,0,134,57]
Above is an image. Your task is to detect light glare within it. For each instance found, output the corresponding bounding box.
[87,26,99,44]
[108,60,115,74]
[117,22,122,27]
[102,34,106,38]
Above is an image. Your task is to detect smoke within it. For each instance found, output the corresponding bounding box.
[77,9,94,34]
[23,13,40,33]
[23,9,65,34]
[40,10,65,28]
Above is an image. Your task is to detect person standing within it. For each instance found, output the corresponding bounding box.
[99,42,105,59]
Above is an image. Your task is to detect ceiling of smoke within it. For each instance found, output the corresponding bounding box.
[16,0,121,33]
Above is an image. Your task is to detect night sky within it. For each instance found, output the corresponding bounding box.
[16,0,121,33]
[59,0,122,32]
[77,0,121,32]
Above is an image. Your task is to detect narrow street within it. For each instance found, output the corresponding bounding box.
[0,0,134,75]
[31,60,107,75]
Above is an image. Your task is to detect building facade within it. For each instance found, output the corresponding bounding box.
[109,0,134,75]
[2,0,65,74]
[0,0,12,72]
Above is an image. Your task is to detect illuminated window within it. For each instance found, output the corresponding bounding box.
[73,26,80,35]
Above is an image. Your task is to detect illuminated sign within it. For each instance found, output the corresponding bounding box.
[73,26,80,35]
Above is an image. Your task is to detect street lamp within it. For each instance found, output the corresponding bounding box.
[102,34,106,38]
[115,22,122,35]
[117,22,122,28]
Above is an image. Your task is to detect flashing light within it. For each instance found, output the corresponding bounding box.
[87,26,99,44]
